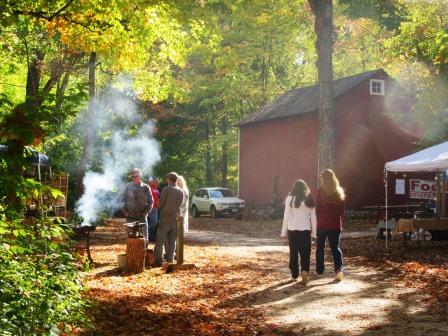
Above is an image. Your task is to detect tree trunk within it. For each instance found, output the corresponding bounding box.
[220,116,228,188]
[204,118,213,185]
[125,237,146,273]
[55,71,71,113]
[25,50,45,101]
[309,0,335,172]
[76,52,97,199]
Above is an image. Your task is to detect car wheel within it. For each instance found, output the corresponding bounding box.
[191,205,200,218]
[210,205,218,218]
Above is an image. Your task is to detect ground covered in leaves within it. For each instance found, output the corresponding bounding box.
[79,222,287,336]
[79,218,448,335]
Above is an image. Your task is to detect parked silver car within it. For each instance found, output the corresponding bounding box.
[191,187,245,219]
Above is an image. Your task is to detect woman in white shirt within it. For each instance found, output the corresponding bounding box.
[281,179,317,284]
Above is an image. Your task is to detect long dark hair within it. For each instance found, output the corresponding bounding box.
[289,179,315,208]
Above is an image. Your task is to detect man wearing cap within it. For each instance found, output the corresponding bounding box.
[148,176,160,243]
[122,168,153,246]
[154,172,184,266]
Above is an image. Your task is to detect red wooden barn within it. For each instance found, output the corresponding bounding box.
[238,69,418,209]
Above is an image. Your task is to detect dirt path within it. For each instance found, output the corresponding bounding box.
[83,220,448,335]
[185,229,448,336]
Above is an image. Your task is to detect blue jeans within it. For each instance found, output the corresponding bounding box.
[316,229,343,274]
[148,208,158,243]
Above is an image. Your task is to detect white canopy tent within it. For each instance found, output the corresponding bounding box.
[385,141,448,172]
[384,141,448,247]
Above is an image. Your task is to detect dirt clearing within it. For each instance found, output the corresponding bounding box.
[81,218,448,335]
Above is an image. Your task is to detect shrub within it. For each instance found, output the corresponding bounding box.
[0,205,90,335]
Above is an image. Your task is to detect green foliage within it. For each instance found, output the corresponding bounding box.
[382,1,448,146]
[0,145,90,335]
[156,0,312,192]
[339,0,403,30]
[0,208,90,335]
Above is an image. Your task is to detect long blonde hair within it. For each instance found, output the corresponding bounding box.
[176,175,189,194]
[320,169,345,202]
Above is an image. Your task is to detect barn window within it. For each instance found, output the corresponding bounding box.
[370,79,385,96]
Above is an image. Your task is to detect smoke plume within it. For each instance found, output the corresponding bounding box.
[76,77,160,224]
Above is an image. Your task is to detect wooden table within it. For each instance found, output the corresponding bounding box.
[396,218,448,232]
[361,204,421,224]
[396,218,448,246]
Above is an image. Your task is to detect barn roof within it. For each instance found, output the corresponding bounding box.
[239,69,386,126]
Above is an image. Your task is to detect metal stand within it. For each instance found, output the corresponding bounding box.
[73,225,96,264]
[385,170,389,249]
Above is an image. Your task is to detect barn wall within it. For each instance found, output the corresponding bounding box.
[334,73,417,208]
[239,114,318,205]
[239,73,417,209]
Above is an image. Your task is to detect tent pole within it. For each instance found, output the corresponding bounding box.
[436,172,442,217]
[385,169,388,249]
[443,171,447,217]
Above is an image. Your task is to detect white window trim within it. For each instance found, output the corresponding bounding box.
[370,79,385,96]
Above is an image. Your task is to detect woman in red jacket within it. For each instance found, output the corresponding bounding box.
[315,169,345,281]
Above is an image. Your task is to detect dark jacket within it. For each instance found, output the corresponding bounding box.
[158,185,184,227]
[122,182,153,218]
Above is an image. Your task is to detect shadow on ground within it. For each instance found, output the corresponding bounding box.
[83,220,448,336]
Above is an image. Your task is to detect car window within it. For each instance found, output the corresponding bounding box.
[209,189,234,198]
[197,189,208,198]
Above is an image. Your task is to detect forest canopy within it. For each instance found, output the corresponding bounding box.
[1,0,447,195]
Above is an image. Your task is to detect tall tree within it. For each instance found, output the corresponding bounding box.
[76,52,96,198]
[175,0,310,189]
[309,0,335,171]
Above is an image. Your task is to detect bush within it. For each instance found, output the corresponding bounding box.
[0,205,90,335]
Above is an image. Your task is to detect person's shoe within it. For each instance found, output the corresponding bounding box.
[291,277,298,282]
[300,271,309,285]
[335,271,344,282]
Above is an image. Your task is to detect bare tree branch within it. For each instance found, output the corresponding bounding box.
[13,0,76,21]
[48,0,76,20]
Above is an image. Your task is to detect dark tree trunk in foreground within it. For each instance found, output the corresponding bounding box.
[220,116,228,188]
[1,49,65,208]
[76,52,96,199]
[26,50,45,101]
[309,0,335,172]
[205,119,213,185]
